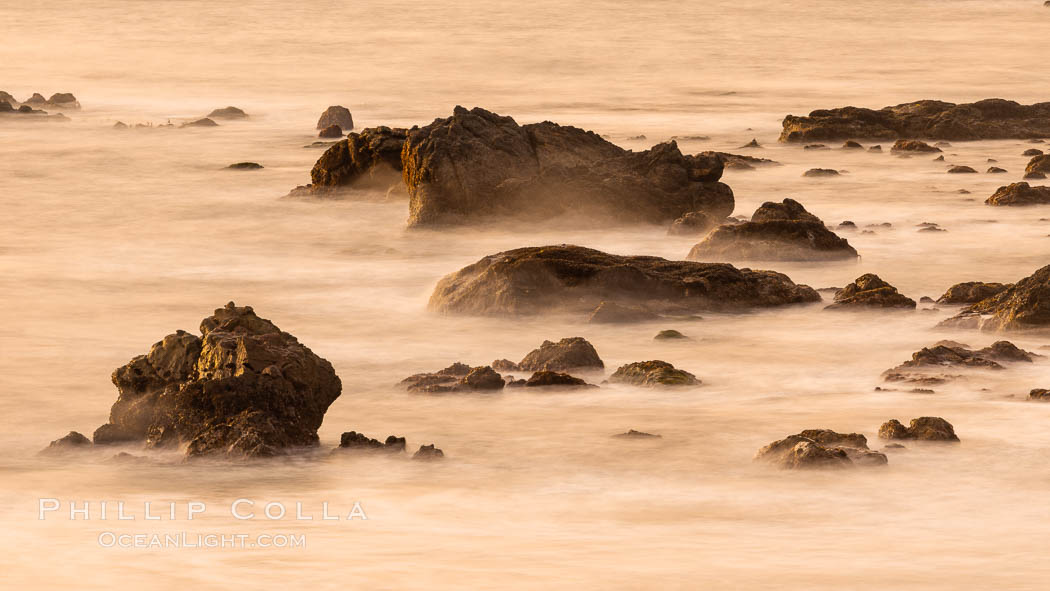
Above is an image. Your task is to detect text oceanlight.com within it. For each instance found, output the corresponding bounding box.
[97,531,306,550]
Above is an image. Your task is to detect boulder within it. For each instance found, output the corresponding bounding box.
[91,303,341,458]
[947,165,977,173]
[334,431,405,453]
[0,90,16,106]
[754,435,853,469]
[412,444,444,460]
[825,274,916,309]
[667,211,722,236]
[1029,388,1050,401]
[654,329,689,340]
[206,106,248,119]
[181,118,218,128]
[491,359,519,372]
[518,337,603,371]
[609,360,699,386]
[842,140,864,149]
[881,340,1033,382]
[689,199,857,262]
[1027,155,1050,175]
[45,92,80,108]
[23,92,46,104]
[985,182,1050,205]
[317,105,354,131]
[613,429,661,438]
[780,99,1050,142]
[1023,149,1045,157]
[588,301,659,324]
[892,140,941,153]
[987,167,1008,173]
[299,126,409,193]
[41,431,92,454]
[318,124,343,138]
[227,162,263,170]
[1025,172,1048,180]
[940,265,1050,331]
[428,245,820,317]
[878,417,959,442]
[705,151,780,169]
[803,168,840,177]
[524,371,595,388]
[937,281,1011,303]
[401,363,505,393]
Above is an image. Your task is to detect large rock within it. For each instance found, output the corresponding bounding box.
[940,265,1050,331]
[296,107,735,227]
[317,105,354,131]
[688,199,857,262]
[428,245,820,317]
[41,431,92,454]
[755,429,887,469]
[609,360,699,386]
[986,183,1050,205]
[878,417,959,442]
[91,303,342,458]
[780,99,1050,142]
[206,106,247,119]
[937,281,1011,304]
[1026,155,1050,176]
[891,139,941,153]
[881,340,1033,383]
[825,274,916,309]
[301,126,408,192]
[518,337,603,371]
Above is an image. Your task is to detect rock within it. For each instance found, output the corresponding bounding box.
[740,138,761,148]
[933,155,945,162]
[987,166,1007,174]
[41,431,92,454]
[227,162,263,170]
[918,225,946,233]
[938,281,1011,303]
[754,435,853,469]
[1025,155,1050,175]
[1029,389,1050,401]
[334,431,405,453]
[461,366,506,390]
[986,182,1050,205]
[892,140,942,153]
[518,337,603,371]
[24,92,46,104]
[318,124,343,138]
[491,359,519,372]
[613,429,661,438]
[401,363,504,393]
[803,144,829,150]
[297,107,735,227]
[181,118,218,128]
[838,221,857,230]
[654,329,689,340]
[91,303,341,458]
[1023,149,1044,157]
[317,106,354,131]
[667,211,722,236]
[113,121,128,129]
[588,301,659,324]
[1024,171,1048,180]
[842,140,863,149]
[868,145,882,152]
[524,371,595,388]
[878,417,959,442]
[825,274,916,309]
[609,360,699,386]
[429,245,820,317]
[796,429,869,449]
[803,168,840,177]
[206,106,248,119]
[707,152,780,168]
[780,99,1050,142]
[947,165,978,174]
[301,126,409,193]
[0,101,12,113]
[412,444,444,460]
[688,199,856,262]
[881,340,1033,382]
[0,90,16,106]
[940,264,1050,331]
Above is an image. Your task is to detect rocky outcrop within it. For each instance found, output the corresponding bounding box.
[1027,155,1050,176]
[937,281,1011,304]
[206,106,247,119]
[428,245,820,317]
[588,301,659,324]
[689,199,857,262]
[318,124,343,138]
[940,265,1050,331]
[41,431,92,454]
[334,431,406,453]
[401,363,505,393]
[892,139,941,153]
[296,107,735,227]
[825,274,916,309]
[295,126,408,193]
[667,211,723,236]
[985,182,1050,206]
[780,99,1050,142]
[317,106,354,131]
[754,430,887,469]
[412,444,444,460]
[91,303,341,458]
[518,337,603,371]
[181,118,218,128]
[524,371,595,388]
[878,417,959,442]
[609,360,699,386]
[882,340,1033,383]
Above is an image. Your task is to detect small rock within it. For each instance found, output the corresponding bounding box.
[227,162,263,170]
[518,337,604,371]
[892,139,941,153]
[868,145,882,152]
[878,417,959,442]
[803,144,829,150]
[41,431,92,454]
[181,117,218,128]
[609,360,700,386]
[412,444,444,460]
[740,138,761,148]
[588,301,659,324]
[947,165,977,173]
[654,329,689,340]
[842,140,863,149]
[524,371,595,388]
[613,429,661,439]
[318,124,343,138]
[1023,149,1044,157]
[803,168,839,177]
[987,166,1007,174]
[206,106,248,119]
[825,274,916,309]
[317,106,354,131]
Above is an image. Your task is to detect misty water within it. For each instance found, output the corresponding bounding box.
[2,0,1050,588]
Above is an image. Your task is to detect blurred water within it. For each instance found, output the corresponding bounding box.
[2,1,1050,589]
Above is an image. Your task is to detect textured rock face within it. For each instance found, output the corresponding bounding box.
[892,139,941,153]
[1027,155,1050,175]
[92,303,342,458]
[882,340,1034,382]
[317,105,354,131]
[609,360,699,386]
[318,124,343,138]
[986,182,1050,206]
[524,371,594,388]
[937,281,1011,303]
[400,363,505,393]
[335,431,405,453]
[878,417,959,442]
[825,274,916,309]
[755,435,852,469]
[305,126,408,192]
[298,107,735,227]
[428,245,820,317]
[940,265,1050,331]
[780,99,1050,142]
[518,337,604,371]
[689,199,857,262]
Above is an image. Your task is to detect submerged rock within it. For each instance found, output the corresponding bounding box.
[588,301,659,324]
[91,303,341,458]
[181,117,218,128]
[41,431,92,454]
[206,106,248,119]
[412,444,444,460]
[842,140,864,149]
[654,329,689,340]
[754,435,856,469]
[825,274,916,309]
[1029,388,1050,401]
[985,182,1050,206]
[948,165,978,174]
[940,265,1050,331]
[803,168,840,177]
[667,211,722,236]
[613,429,662,438]
[301,126,408,192]
[882,340,1033,382]
[892,139,942,153]
[688,199,857,262]
[334,431,405,453]
[518,337,603,371]
[524,371,595,388]
[1026,155,1050,176]
[428,245,820,317]
[780,99,1050,142]
[1024,149,1045,157]
[317,105,354,131]
[987,167,1008,174]
[878,417,959,442]
[318,124,343,138]
[609,360,699,386]
[227,162,263,170]
[937,281,1011,303]
[401,363,505,393]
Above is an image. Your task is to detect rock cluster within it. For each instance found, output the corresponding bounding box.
[985,182,1050,206]
[940,265,1050,331]
[755,429,887,469]
[825,274,916,309]
[400,363,505,393]
[937,281,1011,304]
[609,361,699,386]
[882,340,1034,383]
[878,417,959,442]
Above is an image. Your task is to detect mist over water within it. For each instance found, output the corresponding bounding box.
[2,1,1050,588]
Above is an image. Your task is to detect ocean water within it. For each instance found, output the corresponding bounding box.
[2,1,1050,588]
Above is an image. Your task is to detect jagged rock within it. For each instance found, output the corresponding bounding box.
[948,165,977,174]
[613,429,661,438]
[667,211,722,236]
[609,360,699,386]
[429,245,820,317]
[780,99,1050,142]
[91,303,341,458]
[754,435,853,469]
[401,363,504,393]
[518,337,603,371]
[41,431,92,454]
[892,140,942,153]
[181,118,218,128]
[23,92,46,104]
[413,444,444,460]
[878,417,959,442]
[227,162,263,170]
[318,124,343,138]
[825,274,916,309]
[740,138,761,148]
[797,429,869,449]
[937,281,1011,303]
[524,371,595,388]
[588,301,659,324]
[206,106,248,119]
[317,105,354,131]
[1029,388,1050,401]
[1024,149,1045,157]
[491,359,519,372]
[803,168,839,177]
[1027,155,1050,175]
[985,182,1050,205]
[940,265,1050,331]
[654,329,689,340]
[297,107,734,227]
[689,199,856,262]
[842,140,863,149]
[334,431,405,453]
[298,126,408,193]
[881,340,1033,382]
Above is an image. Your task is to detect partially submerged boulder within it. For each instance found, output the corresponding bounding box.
[588,301,659,324]
[878,417,959,442]
[1029,388,1050,401]
[780,99,1050,142]
[181,118,218,128]
[937,281,1011,304]
[317,105,354,131]
[882,340,1033,383]
[518,337,603,371]
[227,162,263,170]
[334,431,405,453]
[688,199,858,262]
[825,274,916,309]
[1026,155,1050,176]
[609,360,699,386]
[524,371,595,388]
[892,139,941,153]
[41,431,92,454]
[613,429,661,438]
[91,303,341,458]
[428,245,820,317]
[940,265,1050,331]
[986,182,1050,206]
[413,444,444,460]
[318,124,343,138]
[947,165,977,174]
[803,168,840,177]
[755,431,885,469]
[654,329,689,340]
[667,211,722,236]
[401,363,505,393]
[207,106,248,119]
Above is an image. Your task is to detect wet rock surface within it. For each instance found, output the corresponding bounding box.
[940,265,1050,331]
[334,431,406,453]
[1026,155,1050,176]
[878,417,959,442]
[825,274,916,309]
[609,360,699,386]
[937,281,1011,304]
[524,371,595,388]
[518,337,604,371]
[318,124,343,138]
[985,182,1050,206]
[317,105,354,131]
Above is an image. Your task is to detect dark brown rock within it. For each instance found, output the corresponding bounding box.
[401,363,504,393]
[518,337,603,371]
[986,182,1050,206]
[181,118,218,128]
[334,431,405,453]
[881,340,1033,383]
[803,168,840,177]
[892,140,942,153]
[668,211,722,236]
[1023,149,1044,157]
[825,274,916,309]
[937,281,1011,303]
[524,371,595,388]
[878,417,959,442]
[948,165,978,174]
[412,444,444,460]
[588,301,659,324]
[987,167,1007,174]
[940,265,1050,331]
[227,162,263,170]
[1029,388,1050,401]
[609,360,699,386]
[653,329,689,340]
[613,429,662,439]
[206,106,247,119]
[1027,155,1050,175]
[41,431,92,454]
[754,435,853,469]
[318,124,343,138]
[316,105,354,131]
[303,126,408,193]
